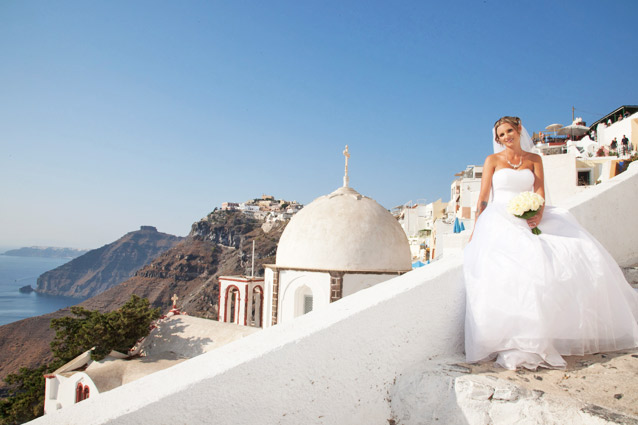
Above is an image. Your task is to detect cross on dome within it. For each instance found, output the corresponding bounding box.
[343,145,350,188]
[171,294,179,308]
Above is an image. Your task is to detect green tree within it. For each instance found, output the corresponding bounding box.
[0,365,48,425]
[51,295,161,361]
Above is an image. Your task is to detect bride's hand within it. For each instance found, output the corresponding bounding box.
[527,212,542,228]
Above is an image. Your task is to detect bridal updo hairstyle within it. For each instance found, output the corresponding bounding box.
[493,116,522,145]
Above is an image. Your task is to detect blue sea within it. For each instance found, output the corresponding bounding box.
[0,255,86,326]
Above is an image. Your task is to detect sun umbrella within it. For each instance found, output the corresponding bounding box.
[545,124,563,132]
[558,124,590,138]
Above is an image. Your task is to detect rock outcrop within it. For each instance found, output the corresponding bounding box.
[36,227,183,298]
[81,210,286,319]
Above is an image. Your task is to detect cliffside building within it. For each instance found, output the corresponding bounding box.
[396,199,447,262]
[448,165,482,221]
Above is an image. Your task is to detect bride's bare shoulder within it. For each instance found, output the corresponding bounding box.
[485,153,500,164]
[526,152,542,163]
[484,153,501,167]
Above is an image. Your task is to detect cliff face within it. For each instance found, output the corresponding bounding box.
[36,227,183,298]
[82,210,286,319]
[0,212,287,390]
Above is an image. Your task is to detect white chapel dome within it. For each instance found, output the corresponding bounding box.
[276,186,411,272]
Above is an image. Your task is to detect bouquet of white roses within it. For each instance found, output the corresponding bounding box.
[507,191,545,235]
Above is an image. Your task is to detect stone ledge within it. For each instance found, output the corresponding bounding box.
[463,348,638,420]
[391,349,638,424]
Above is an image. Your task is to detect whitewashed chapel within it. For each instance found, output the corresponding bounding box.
[219,146,412,328]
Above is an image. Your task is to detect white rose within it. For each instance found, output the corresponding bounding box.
[530,198,540,211]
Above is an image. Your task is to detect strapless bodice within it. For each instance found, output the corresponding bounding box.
[492,168,534,204]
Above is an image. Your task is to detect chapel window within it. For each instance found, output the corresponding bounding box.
[75,383,90,403]
[75,383,83,403]
[303,294,314,314]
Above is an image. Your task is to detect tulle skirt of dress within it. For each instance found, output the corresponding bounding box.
[464,203,638,370]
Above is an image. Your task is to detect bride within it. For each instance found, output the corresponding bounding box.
[463,116,638,370]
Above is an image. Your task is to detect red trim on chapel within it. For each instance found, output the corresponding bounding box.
[75,383,90,403]
[223,285,241,324]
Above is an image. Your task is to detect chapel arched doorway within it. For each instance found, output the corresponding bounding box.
[248,286,263,327]
[225,286,241,324]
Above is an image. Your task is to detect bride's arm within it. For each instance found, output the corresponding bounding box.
[529,154,545,226]
[469,155,496,241]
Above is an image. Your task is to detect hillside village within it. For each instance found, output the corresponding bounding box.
[220,194,303,222]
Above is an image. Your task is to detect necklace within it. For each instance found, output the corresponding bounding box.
[506,155,523,169]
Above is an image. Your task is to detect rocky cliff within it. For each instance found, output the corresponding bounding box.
[81,210,285,318]
[36,226,183,298]
[0,211,287,391]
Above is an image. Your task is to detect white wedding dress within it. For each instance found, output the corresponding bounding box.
[464,168,638,370]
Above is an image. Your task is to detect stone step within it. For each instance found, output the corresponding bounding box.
[391,352,638,425]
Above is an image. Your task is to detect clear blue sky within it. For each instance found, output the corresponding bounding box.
[1,0,636,249]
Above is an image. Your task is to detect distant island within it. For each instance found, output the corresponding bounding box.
[2,246,89,259]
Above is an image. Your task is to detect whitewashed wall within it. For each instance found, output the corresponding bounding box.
[561,161,638,267]
[400,205,429,237]
[541,151,587,206]
[30,163,638,425]
[460,179,481,211]
[342,273,397,296]
[597,114,637,147]
[263,266,274,327]
[45,373,97,415]
[278,270,330,324]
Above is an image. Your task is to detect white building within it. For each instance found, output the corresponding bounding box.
[448,165,482,220]
[238,203,260,212]
[396,199,447,262]
[591,105,638,151]
[220,202,239,210]
[262,182,412,327]
[260,148,411,327]
[397,202,428,237]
